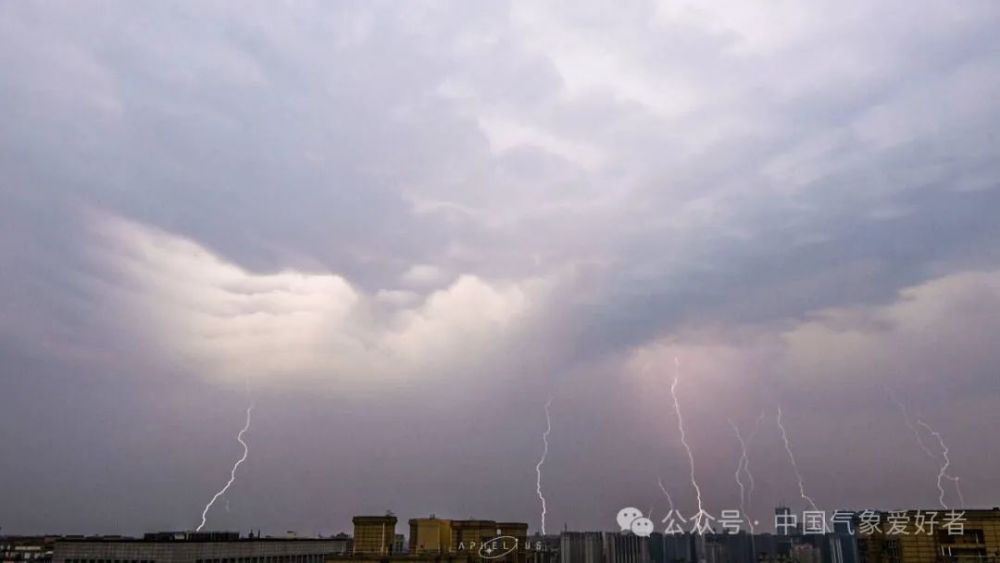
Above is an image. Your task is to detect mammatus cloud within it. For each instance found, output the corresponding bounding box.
[90,213,546,385]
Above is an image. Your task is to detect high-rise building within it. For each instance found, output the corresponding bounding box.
[352,515,398,555]
[705,533,754,563]
[603,532,648,563]
[776,507,803,537]
[658,533,695,563]
[560,532,604,563]
[854,508,1000,563]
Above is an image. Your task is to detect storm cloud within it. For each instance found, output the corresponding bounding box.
[1,0,999,535]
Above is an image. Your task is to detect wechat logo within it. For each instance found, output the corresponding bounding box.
[617,507,654,537]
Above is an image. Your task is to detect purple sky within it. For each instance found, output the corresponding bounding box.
[2,0,1000,537]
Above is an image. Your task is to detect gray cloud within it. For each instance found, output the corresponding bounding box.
[2,0,1000,535]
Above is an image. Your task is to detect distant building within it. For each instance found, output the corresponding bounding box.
[789,543,822,563]
[655,533,695,563]
[2,536,57,563]
[51,533,348,563]
[603,532,648,563]
[328,535,352,556]
[336,515,540,563]
[352,515,398,555]
[560,532,603,563]
[705,533,753,563]
[776,508,802,537]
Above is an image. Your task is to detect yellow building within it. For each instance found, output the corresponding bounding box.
[353,515,398,555]
[341,514,541,563]
[857,508,1000,563]
[410,517,453,554]
[448,520,529,556]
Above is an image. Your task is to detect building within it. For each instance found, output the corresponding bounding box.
[656,533,695,563]
[51,532,349,563]
[855,508,1000,563]
[704,533,754,563]
[524,536,557,563]
[410,518,453,555]
[560,532,603,563]
[449,521,529,559]
[327,536,352,556]
[352,516,398,555]
[602,533,648,563]
[2,537,57,563]
[776,508,803,537]
[335,515,539,563]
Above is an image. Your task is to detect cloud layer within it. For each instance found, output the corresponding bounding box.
[1,0,999,535]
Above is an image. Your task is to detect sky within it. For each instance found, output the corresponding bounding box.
[2,0,1000,537]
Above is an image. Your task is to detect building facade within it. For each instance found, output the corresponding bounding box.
[2,537,58,563]
[856,509,1000,563]
[410,518,453,554]
[352,516,398,555]
[51,534,348,563]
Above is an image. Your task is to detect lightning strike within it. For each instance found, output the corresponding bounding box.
[669,357,705,516]
[729,411,765,533]
[887,389,937,458]
[743,410,766,508]
[535,396,553,535]
[657,477,676,513]
[728,419,749,522]
[917,420,963,509]
[776,406,820,513]
[196,402,254,532]
[887,389,965,507]
[946,475,967,507]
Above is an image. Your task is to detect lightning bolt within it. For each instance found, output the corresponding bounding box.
[887,389,965,507]
[197,402,254,532]
[535,396,553,535]
[657,477,676,513]
[743,411,766,509]
[887,389,937,457]
[917,420,964,509]
[949,476,966,507]
[728,419,749,523]
[669,357,705,516]
[729,411,765,533]
[731,411,764,554]
[776,406,820,513]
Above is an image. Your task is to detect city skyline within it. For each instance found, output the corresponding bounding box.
[2,0,1000,538]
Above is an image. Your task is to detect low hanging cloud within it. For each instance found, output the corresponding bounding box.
[627,269,1000,408]
[88,213,546,385]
